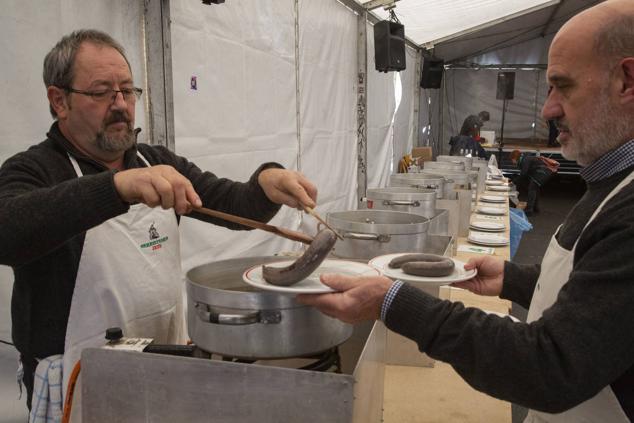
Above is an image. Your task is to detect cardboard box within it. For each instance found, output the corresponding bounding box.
[411,147,433,164]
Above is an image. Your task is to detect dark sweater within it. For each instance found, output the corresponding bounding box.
[385,165,634,417]
[0,123,281,361]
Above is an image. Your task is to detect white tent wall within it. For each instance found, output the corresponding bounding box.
[296,0,358,235]
[391,46,419,174]
[366,21,396,189]
[173,0,360,271]
[171,0,300,270]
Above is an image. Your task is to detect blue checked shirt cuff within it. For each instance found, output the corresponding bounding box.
[380,280,404,322]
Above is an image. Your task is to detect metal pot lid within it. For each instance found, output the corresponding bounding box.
[424,161,465,171]
[366,187,436,201]
[389,173,447,185]
[420,169,469,183]
[326,210,430,235]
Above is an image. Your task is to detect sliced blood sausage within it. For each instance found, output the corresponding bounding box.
[262,229,337,286]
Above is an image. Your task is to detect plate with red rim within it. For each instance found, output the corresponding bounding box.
[468,233,510,246]
[476,206,507,216]
[243,259,379,294]
[469,221,506,232]
[480,195,507,203]
[368,253,476,285]
[485,179,506,186]
[487,185,511,192]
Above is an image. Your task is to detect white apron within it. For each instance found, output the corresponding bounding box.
[61,152,186,400]
[523,170,634,423]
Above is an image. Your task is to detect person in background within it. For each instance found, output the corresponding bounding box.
[299,1,634,421]
[0,29,317,413]
[449,121,488,158]
[509,149,559,216]
[460,110,490,143]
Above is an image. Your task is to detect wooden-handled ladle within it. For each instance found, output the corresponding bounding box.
[191,206,314,245]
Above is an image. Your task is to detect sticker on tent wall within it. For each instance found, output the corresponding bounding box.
[190,76,197,90]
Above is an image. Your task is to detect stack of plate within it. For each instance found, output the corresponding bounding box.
[480,194,507,203]
[485,179,504,186]
[475,206,507,216]
[487,185,511,192]
[469,221,506,232]
[468,233,510,246]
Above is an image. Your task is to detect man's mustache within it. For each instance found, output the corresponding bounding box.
[105,111,131,127]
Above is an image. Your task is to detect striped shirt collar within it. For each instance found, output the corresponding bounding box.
[580,139,634,182]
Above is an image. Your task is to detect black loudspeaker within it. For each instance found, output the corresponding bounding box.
[420,57,444,89]
[374,20,406,72]
[496,72,516,100]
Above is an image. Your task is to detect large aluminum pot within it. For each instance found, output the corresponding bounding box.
[424,161,465,171]
[437,155,473,170]
[389,173,446,199]
[366,187,436,218]
[420,169,475,189]
[186,256,352,359]
[327,210,429,260]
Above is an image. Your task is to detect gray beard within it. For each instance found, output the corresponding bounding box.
[565,86,631,166]
[95,128,136,153]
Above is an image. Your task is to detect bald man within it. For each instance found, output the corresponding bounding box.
[299,2,634,421]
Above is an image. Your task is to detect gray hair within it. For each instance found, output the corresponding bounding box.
[43,29,130,118]
[594,14,634,64]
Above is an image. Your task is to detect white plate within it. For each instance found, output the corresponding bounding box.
[243,259,380,294]
[483,191,509,196]
[485,180,504,186]
[476,206,507,216]
[368,253,476,285]
[487,185,511,192]
[469,221,506,232]
[468,233,510,246]
[480,195,507,203]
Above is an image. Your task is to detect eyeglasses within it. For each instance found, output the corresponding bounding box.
[63,87,143,104]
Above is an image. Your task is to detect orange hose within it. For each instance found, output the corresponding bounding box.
[62,361,81,423]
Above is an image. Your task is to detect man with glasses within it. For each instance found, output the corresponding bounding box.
[0,29,318,413]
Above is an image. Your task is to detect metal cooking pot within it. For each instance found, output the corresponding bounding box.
[327,210,429,260]
[186,256,352,359]
[389,173,446,199]
[423,161,465,171]
[366,187,436,218]
[437,155,473,170]
[420,169,475,190]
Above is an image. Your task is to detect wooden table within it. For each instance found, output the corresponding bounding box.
[383,187,513,423]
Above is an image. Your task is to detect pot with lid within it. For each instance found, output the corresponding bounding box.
[423,161,465,172]
[366,187,436,218]
[389,173,447,199]
[437,155,473,170]
[186,256,352,359]
[327,210,430,260]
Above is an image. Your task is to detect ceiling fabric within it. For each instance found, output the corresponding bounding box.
[358,0,558,47]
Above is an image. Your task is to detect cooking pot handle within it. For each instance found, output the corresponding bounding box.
[344,232,391,242]
[383,200,420,207]
[416,184,438,190]
[195,302,281,325]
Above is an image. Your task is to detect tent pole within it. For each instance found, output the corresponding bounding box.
[356,11,368,204]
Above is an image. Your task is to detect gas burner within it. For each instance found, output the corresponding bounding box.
[143,344,343,373]
[215,347,342,373]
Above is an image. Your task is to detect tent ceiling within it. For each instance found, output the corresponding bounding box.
[355,0,603,63]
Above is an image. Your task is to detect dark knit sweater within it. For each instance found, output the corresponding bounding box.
[385,165,634,417]
[0,122,281,361]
